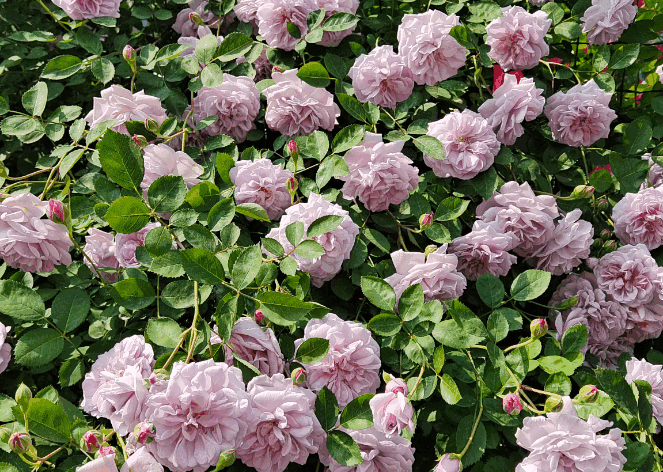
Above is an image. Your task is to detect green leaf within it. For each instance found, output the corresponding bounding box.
[297,62,331,88]
[307,9,326,29]
[487,311,509,343]
[336,93,368,123]
[294,240,326,258]
[367,313,402,336]
[97,130,144,190]
[0,280,45,321]
[594,72,615,93]
[307,215,344,238]
[560,324,588,354]
[201,63,224,88]
[545,372,572,396]
[596,368,638,417]
[257,291,315,325]
[315,387,339,431]
[144,226,174,257]
[51,288,90,333]
[635,380,653,431]
[623,442,654,471]
[476,273,505,309]
[286,221,305,246]
[340,394,374,429]
[180,248,226,286]
[287,22,302,39]
[112,278,156,310]
[414,135,445,160]
[610,154,649,194]
[609,43,640,69]
[146,318,184,348]
[433,345,445,374]
[91,57,115,84]
[104,197,150,234]
[440,373,461,405]
[262,238,285,258]
[1,115,38,136]
[307,131,330,160]
[41,55,82,80]
[231,245,262,290]
[435,197,469,222]
[26,398,71,443]
[22,82,48,116]
[593,44,610,71]
[433,318,486,349]
[360,276,396,312]
[195,34,220,64]
[235,202,270,221]
[208,198,236,231]
[455,416,486,466]
[148,176,187,213]
[510,270,551,301]
[321,12,359,31]
[554,21,582,39]
[161,280,199,309]
[14,329,64,367]
[59,357,85,387]
[332,124,366,154]
[324,53,349,79]
[619,120,652,156]
[398,283,424,321]
[326,431,363,467]
[296,337,330,363]
[541,2,565,24]
[538,356,576,375]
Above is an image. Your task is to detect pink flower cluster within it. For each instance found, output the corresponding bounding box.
[230,158,294,220]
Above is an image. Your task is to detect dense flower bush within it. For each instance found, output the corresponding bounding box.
[0,0,662,470]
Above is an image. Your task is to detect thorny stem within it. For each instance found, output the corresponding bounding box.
[503,338,534,354]
[407,364,426,400]
[459,400,484,457]
[521,385,562,398]
[4,168,52,181]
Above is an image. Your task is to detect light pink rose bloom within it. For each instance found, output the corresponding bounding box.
[173,0,219,37]
[591,244,663,307]
[82,336,154,428]
[115,222,161,269]
[641,153,663,189]
[0,323,11,375]
[144,360,249,472]
[85,85,168,136]
[234,0,260,31]
[544,80,617,147]
[141,144,203,201]
[369,391,414,437]
[211,317,285,376]
[531,209,594,276]
[581,0,637,45]
[338,132,420,212]
[348,46,414,109]
[316,0,360,46]
[52,0,121,20]
[449,220,517,281]
[624,299,663,343]
[229,159,293,220]
[612,186,663,251]
[76,455,118,472]
[385,378,408,395]
[486,6,551,71]
[188,75,261,143]
[257,0,316,51]
[423,110,500,180]
[477,181,559,256]
[385,245,467,304]
[478,74,545,145]
[237,374,325,472]
[294,313,380,408]
[515,397,626,472]
[319,426,415,472]
[625,358,663,426]
[94,364,150,436]
[0,193,72,273]
[263,69,340,137]
[435,454,462,472]
[263,194,359,287]
[120,448,163,472]
[83,229,120,283]
[657,65,663,85]
[397,10,467,86]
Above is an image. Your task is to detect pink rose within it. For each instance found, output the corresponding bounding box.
[115,222,162,269]
[141,144,203,202]
[339,132,420,212]
[397,11,467,86]
[234,0,260,31]
[612,186,663,251]
[486,6,551,71]
[348,45,415,109]
[120,448,163,472]
[424,110,501,180]
[581,0,637,45]
[173,0,219,37]
[52,0,121,20]
[76,455,118,472]
[435,454,462,472]
[385,378,408,395]
[294,313,381,408]
[625,358,663,426]
[0,322,11,375]
[85,85,168,136]
[316,0,360,46]
[83,229,121,283]
[94,364,150,436]
[641,153,663,189]
[369,391,415,437]
[256,0,317,50]
[0,192,72,273]
[229,159,293,220]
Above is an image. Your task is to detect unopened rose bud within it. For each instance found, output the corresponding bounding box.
[600,228,611,241]
[131,134,148,148]
[291,367,306,385]
[254,309,265,324]
[603,240,618,253]
[286,176,298,194]
[123,45,136,63]
[544,396,563,413]
[287,140,298,157]
[144,118,159,132]
[273,66,284,73]
[9,433,31,453]
[385,378,408,396]
[48,199,65,223]
[424,244,437,257]
[189,12,205,25]
[134,422,156,444]
[435,453,462,472]
[419,213,433,230]
[14,384,31,413]
[96,446,116,458]
[80,430,103,453]
[570,185,595,199]
[530,319,548,339]
[592,238,604,249]
[215,449,236,470]
[577,385,599,402]
[502,393,522,415]
[596,198,609,212]
[558,296,579,310]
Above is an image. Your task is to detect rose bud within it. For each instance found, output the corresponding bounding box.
[502,393,522,415]
[557,296,579,310]
[254,309,265,324]
[189,11,204,25]
[14,384,31,413]
[291,367,306,385]
[596,197,609,212]
[570,184,595,200]
[435,453,462,472]
[287,140,298,158]
[424,244,438,257]
[144,118,159,132]
[134,421,156,444]
[215,449,236,470]
[286,176,298,194]
[9,433,31,453]
[80,430,103,453]
[577,385,599,402]
[530,319,548,339]
[544,396,563,413]
[419,213,433,230]
[122,45,136,63]
[600,228,611,240]
[48,199,65,224]
[603,240,618,253]
[131,134,148,148]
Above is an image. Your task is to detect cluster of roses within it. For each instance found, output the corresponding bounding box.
[76,313,418,472]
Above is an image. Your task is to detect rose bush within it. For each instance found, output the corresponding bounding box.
[0,0,662,470]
